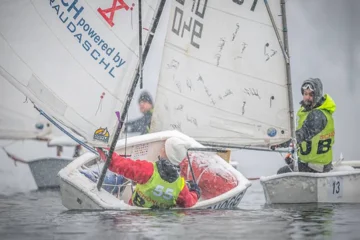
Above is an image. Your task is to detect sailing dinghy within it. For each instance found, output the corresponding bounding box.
[146,0,360,204]
[150,0,293,186]
[0,0,250,209]
[59,130,250,210]
[252,0,360,204]
[0,74,78,189]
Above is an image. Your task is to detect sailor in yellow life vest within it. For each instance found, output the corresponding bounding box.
[108,137,201,209]
[277,78,336,174]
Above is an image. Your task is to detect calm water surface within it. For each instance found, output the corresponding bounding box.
[0,181,359,240]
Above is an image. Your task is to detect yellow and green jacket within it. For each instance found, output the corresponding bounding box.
[296,94,336,165]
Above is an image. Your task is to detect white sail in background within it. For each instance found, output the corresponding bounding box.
[0,75,52,140]
[0,0,161,147]
[151,0,291,147]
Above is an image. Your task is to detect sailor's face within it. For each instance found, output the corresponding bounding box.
[302,89,314,106]
[159,145,167,160]
[139,101,152,113]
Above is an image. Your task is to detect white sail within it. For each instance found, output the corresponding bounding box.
[0,0,161,147]
[0,74,52,140]
[151,0,291,147]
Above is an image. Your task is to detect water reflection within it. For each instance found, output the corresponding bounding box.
[99,209,221,239]
[266,204,335,239]
[1,189,360,239]
[265,203,360,239]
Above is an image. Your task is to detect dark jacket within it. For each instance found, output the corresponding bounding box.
[295,99,328,143]
[273,78,335,149]
[125,110,153,135]
[296,77,336,143]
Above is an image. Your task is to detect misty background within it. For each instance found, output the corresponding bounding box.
[1,0,359,193]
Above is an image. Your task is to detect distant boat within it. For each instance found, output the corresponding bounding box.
[0,74,78,190]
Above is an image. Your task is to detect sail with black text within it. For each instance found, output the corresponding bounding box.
[0,0,161,147]
[150,0,292,148]
[55,0,253,211]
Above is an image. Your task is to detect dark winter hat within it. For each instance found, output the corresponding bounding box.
[138,91,153,105]
[301,78,323,104]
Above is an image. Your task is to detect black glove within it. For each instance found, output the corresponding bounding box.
[284,153,293,165]
[186,180,201,199]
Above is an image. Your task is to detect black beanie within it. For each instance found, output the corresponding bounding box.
[138,91,153,105]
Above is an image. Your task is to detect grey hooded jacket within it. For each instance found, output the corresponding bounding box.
[296,78,328,143]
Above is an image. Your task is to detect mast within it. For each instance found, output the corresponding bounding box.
[138,0,143,89]
[280,0,298,171]
[97,0,167,190]
[263,0,298,170]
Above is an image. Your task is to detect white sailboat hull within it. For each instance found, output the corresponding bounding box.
[339,161,360,169]
[28,157,73,189]
[260,168,360,204]
[58,131,251,210]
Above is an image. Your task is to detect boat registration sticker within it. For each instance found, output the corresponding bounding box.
[132,143,149,159]
[327,177,343,199]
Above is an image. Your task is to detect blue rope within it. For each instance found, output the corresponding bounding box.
[35,107,98,155]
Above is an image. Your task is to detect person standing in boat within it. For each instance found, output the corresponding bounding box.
[124,91,154,135]
[108,137,201,209]
[277,78,336,174]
